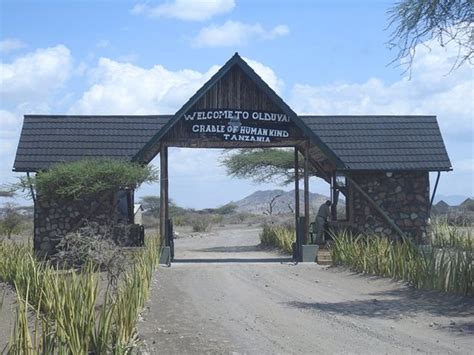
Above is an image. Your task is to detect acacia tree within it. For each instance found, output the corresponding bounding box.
[387,0,473,72]
[221,148,318,185]
[0,203,24,239]
[20,159,157,201]
[140,196,161,217]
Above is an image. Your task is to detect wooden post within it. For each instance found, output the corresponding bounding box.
[294,147,300,228]
[164,147,169,231]
[304,141,310,244]
[160,144,169,246]
[294,147,301,259]
[331,173,337,220]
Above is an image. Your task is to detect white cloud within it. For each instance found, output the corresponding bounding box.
[70,58,220,114]
[131,0,235,21]
[0,45,73,106]
[0,39,26,53]
[193,21,289,47]
[0,110,21,139]
[70,55,283,114]
[243,57,284,95]
[0,110,22,184]
[290,38,473,136]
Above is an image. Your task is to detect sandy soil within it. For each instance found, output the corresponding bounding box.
[0,283,16,353]
[137,224,474,354]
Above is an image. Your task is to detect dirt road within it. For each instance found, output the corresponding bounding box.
[138,225,474,354]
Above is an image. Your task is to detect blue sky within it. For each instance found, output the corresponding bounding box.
[1,0,472,208]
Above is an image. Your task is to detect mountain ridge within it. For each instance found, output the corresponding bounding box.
[231,189,330,215]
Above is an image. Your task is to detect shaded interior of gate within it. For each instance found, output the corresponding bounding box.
[13,53,452,261]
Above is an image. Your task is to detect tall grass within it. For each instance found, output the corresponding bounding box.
[260,224,295,254]
[431,217,473,250]
[330,229,473,296]
[0,234,159,353]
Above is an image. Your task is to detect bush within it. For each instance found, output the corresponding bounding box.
[330,230,473,296]
[20,159,158,200]
[191,215,213,232]
[0,203,27,238]
[54,222,130,286]
[260,224,295,254]
[431,218,473,250]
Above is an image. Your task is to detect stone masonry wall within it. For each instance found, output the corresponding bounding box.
[350,171,430,241]
[34,191,129,257]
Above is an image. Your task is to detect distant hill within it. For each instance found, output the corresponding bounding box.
[432,200,450,214]
[459,198,474,212]
[434,194,472,206]
[232,189,330,215]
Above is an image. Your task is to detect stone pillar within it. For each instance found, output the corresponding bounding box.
[349,171,430,241]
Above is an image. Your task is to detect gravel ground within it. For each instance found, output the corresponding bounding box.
[0,283,16,353]
[137,225,474,354]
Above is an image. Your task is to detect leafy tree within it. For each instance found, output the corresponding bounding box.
[0,203,24,238]
[19,159,158,200]
[140,195,161,216]
[387,0,473,72]
[221,148,318,185]
[140,196,188,217]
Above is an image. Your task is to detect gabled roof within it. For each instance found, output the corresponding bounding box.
[300,115,452,171]
[13,115,172,172]
[132,53,344,167]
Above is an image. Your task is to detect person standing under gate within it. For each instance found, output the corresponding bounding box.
[315,200,331,243]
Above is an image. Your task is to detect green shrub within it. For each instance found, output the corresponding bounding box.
[0,203,26,238]
[330,230,473,296]
[20,159,158,200]
[191,215,213,232]
[431,217,473,250]
[260,224,295,254]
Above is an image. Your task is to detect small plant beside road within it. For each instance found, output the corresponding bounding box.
[330,225,473,296]
[260,224,295,254]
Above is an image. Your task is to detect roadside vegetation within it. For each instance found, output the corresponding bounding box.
[1,233,159,353]
[0,159,160,352]
[260,224,295,254]
[330,220,473,296]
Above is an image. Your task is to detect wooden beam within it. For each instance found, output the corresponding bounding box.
[429,171,441,211]
[304,141,310,244]
[164,146,169,236]
[160,144,169,246]
[294,147,300,227]
[347,176,406,239]
[331,174,337,220]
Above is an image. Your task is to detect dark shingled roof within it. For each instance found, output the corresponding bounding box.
[14,114,451,173]
[300,115,452,171]
[13,115,172,172]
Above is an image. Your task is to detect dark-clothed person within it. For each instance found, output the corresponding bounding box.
[315,200,331,243]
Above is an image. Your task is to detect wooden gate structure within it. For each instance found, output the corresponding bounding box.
[13,53,452,261]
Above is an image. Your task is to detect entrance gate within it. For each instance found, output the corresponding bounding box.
[13,53,452,259]
[132,53,336,263]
